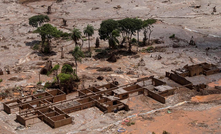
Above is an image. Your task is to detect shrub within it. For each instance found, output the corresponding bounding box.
[58,73,73,83]
[163,131,170,134]
[146,46,154,51]
[169,34,175,39]
[44,82,51,88]
[131,122,135,125]
[0,79,2,82]
[61,64,73,74]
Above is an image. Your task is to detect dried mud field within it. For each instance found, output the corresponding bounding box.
[0,0,221,134]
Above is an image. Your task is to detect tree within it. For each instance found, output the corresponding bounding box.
[29,15,50,28]
[72,46,84,77]
[71,28,82,47]
[118,18,137,52]
[118,19,128,47]
[84,25,94,52]
[133,18,143,51]
[98,19,119,48]
[58,73,74,93]
[142,19,157,46]
[34,24,62,53]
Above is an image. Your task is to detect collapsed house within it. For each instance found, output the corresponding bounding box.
[3,77,176,128]
[166,63,221,90]
[4,62,219,128]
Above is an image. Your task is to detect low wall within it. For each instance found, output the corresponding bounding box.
[152,78,166,86]
[147,89,165,104]
[166,72,192,86]
[53,94,66,102]
[16,115,26,126]
[3,103,11,114]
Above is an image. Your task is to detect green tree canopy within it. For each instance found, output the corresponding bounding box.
[84,25,94,37]
[29,15,50,28]
[34,24,62,41]
[118,18,136,36]
[118,18,138,52]
[142,19,157,28]
[71,28,82,46]
[34,24,62,53]
[98,19,119,40]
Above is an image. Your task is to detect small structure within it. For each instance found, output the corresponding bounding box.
[0,68,3,75]
[172,63,220,77]
[166,63,221,90]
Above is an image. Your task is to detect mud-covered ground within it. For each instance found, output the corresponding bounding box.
[0,0,221,133]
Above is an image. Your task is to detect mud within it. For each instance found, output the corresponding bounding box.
[0,0,221,133]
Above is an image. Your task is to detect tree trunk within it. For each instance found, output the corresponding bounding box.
[61,47,64,59]
[41,37,45,52]
[128,34,132,52]
[137,30,139,51]
[81,39,84,50]
[75,59,78,77]
[120,37,126,47]
[88,36,90,52]
[56,71,59,84]
[143,29,147,46]
[128,42,132,52]
[74,40,77,47]
[148,28,152,45]
[46,39,51,53]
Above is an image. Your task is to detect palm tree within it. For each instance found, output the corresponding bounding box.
[71,28,82,47]
[72,46,84,77]
[83,25,94,52]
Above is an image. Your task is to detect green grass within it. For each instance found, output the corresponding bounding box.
[169,34,175,39]
[146,46,154,52]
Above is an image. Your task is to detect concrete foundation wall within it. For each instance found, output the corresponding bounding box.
[152,78,166,86]
[147,89,165,104]
[16,115,26,126]
[166,72,192,86]
[3,103,11,114]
